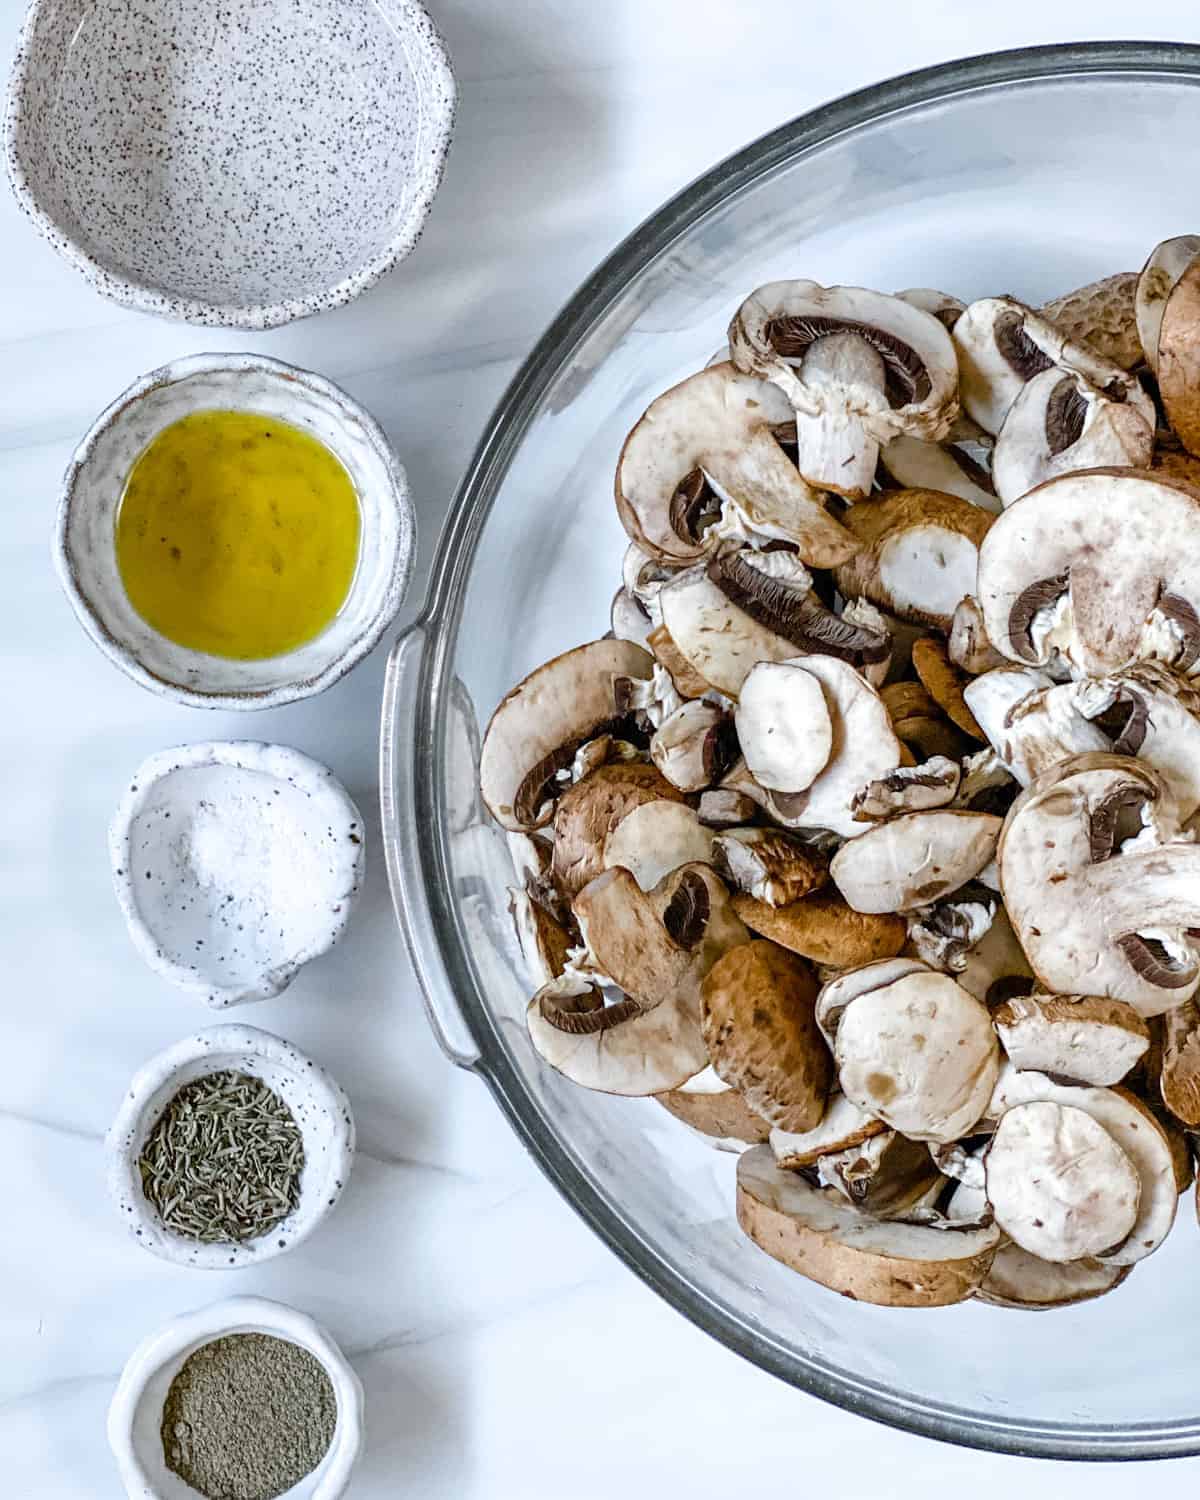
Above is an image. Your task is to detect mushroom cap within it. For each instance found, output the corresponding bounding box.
[977,1244,1130,1309]
[1042,271,1141,371]
[711,827,828,908]
[984,1100,1141,1262]
[650,700,736,793]
[1159,257,1200,458]
[993,994,1151,1086]
[963,668,1111,788]
[736,1146,1000,1306]
[480,639,655,831]
[815,956,930,1044]
[948,595,1008,677]
[655,1085,772,1147]
[1136,234,1200,373]
[769,1094,887,1167]
[733,892,907,969]
[551,761,685,898]
[701,939,832,1132]
[834,971,1000,1144]
[1161,1000,1200,1126]
[895,287,966,330]
[830,810,1001,915]
[735,660,832,793]
[911,637,986,740]
[851,756,961,822]
[602,799,715,891]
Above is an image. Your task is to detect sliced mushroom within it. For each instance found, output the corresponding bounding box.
[993,994,1150,1086]
[728,281,959,499]
[655,1084,771,1148]
[948,596,1008,676]
[814,956,931,1045]
[770,1094,886,1167]
[975,470,1200,678]
[999,753,1200,1015]
[650,701,737,792]
[551,761,686,898]
[977,1244,1130,1310]
[895,287,966,330]
[877,432,1000,513]
[1136,234,1200,373]
[816,1130,943,1216]
[830,811,1001,914]
[480,639,655,831]
[834,489,993,633]
[603,800,715,892]
[509,887,573,987]
[736,1146,1000,1306]
[615,362,859,565]
[622,542,677,618]
[1161,1000,1200,1126]
[833,970,1000,1144]
[881,679,973,763]
[701,940,832,1131]
[697,787,760,828]
[851,756,961,821]
[711,827,828,907]
[954,748,1018,817]
[911,637,986,739]
[658,564,802,698]
[734,659,833,793]
[1042,270,1141,370]
[956,908,1035,1008]
[964,667,1110,786]
[1068,665,1200,821]
[610,587,654,646]
[929,1139,988,1191]
[733,892,906,968]
[907,882,998,973]
[645,621,714,699]
[840,598,895,688]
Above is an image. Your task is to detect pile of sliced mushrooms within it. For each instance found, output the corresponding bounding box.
[480,239,1200,1311]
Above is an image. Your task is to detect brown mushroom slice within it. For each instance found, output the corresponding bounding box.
[602,800,715,892]
[736,1146,1000,1307]
[907,883,999,974]
[728,281,959,500]
[948,596,1008,676]
[911,637,986,739]
[984,1101,1141,1263]
[978,1245,1131,1310]
[480,639,655,832]
[697,787,760,828]
[975,470,1200,678]
[1136,234,1200,374]
[615,362,859,566]
[551,762,686,899]
[999,753,1200,1016]
[1041,270,1141,371]
[877,432,1000,514]
[957,908,1035,1008]
[770,1095,887,1167]
[986,1066,1178,1264]
[734,660,832,793]
[1158,257,1200,455]
[834,971,1000,1144]
[993,995,1150,1086]
[816,1130,943,1217]
[815,956,931,1045]
[645,621,714,699]
[851,756,961,821]
[830,811,1001,915]
[711,827,828,908]
[509,888,573,988]
[655,1084,771,1148]
[1161,1000,1200,1126]
[833,489,993,633]
[701,940,832,1132]
[650,701,737,792]
[733,892,906,968]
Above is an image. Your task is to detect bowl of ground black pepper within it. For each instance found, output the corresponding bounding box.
[108,1294,363,1500]
[106,1025,354,1268]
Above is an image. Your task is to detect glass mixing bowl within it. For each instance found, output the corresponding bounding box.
[381,44,1200,1459]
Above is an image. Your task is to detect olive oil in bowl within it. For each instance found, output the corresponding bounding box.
[115,410,360,660]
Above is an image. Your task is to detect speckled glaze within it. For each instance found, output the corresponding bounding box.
[4,0,455,327]
[108,1293,364,1498]
[110,742,365,1008]
[106,1026,356,1271]
[56,352,414,709]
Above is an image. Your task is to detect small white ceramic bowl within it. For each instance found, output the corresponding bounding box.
[108,1295,364,1499]
[5,0,455,327]
[111,741,365,1008]
[55,352,414,709]
[106,1025,355,1269]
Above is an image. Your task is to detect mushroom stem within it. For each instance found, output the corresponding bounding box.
[793,334,888,498]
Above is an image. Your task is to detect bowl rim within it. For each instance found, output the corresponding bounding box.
[53,350,415,710]
[2,0,456,329]
[398,42,1200,1460]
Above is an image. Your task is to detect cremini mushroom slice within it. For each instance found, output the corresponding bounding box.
[615,362,859,566]
[1161,1000,1200,1126]
[956,907,1035,1008]
[622,542,677,620]
[840,599,894,688]
[770,1095,886,1167]
[993,994,1151,1086]
[602,800,715,892]
[834,489,993,633]
[975,469,1200,678]
[657,563,801,698]
[833,970,1000,1143]
[977,1244,1130,1310]
[851,756,961,822]
[551,761,686,899]
[509,888,574,988]
[701,940,832,1131]
[735,660,832,793]
[984,1100,1141,1262]
[736,1146,1000,1306]
[697,787,759,828]
[896,287,966,330]
[650,701,737,793]
[948,596,1008,676]
[1071,663,1200,822]
[877,432,1000,513]
[655,1082,771,1148]
[999,753,1200,1015]
[711,827,827,907]
[830,810,1001,914]
[815,956,931,1045]
[911,637,986,739]
[881,680,973,764]
[733,892,906,968]
[816,1130,943,1217]
[1136,234,1200,373]
[964,667,1110,787]
[954,748,1018,817]
[645,621,713,699]
[1159,254,1200,455]
[907,882,999,973]
[1042,270,1141,370]
[728,281,959,499]
[480,639,655,831]
[609,586,654,647]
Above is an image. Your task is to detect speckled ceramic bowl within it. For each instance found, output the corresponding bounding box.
[55,352,414,709]
[4,0,455,327]
[108,1294,364,1498]
[110,741,365,1008]
[106,1026,356,1270]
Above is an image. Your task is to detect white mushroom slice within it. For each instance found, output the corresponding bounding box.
[895,287,966,330]
[878,432,1000,513]
[984,1101,1141,1262]
[986,1066,1178,1264]
[992,368,1154,507]
[697,788,759,828]
[770,1095,886,1167]
[816,1130,943,1217]
[953,296,1144,435]
[999,754,1200,1015]
[480,639,655,831]
[1042,270,1141,371]
[1136,234,1200,373]
[728,281,959,499]
[615,363,859,566]
[957,908,1035,1008]
[977,1244,1130,1310]
[993,994,1150,1086]
[622,542,677,617]
[1072,664,1200,822]
[833,489,993,633]
[815,956,930,1045]
[612,663,684,731]
[658,565,799,698]
[735,660,832,793]
[1161,1000,1200,1126]
[954,748,1017,816]
[736,1146,1000,1307]
[603,800,714,892]
[851,756,960,821]
[610,587,654,646]
[650,701,736,792]
[711,827,827,908]
[840,598,894,688]
[830,811,1001,914]
[929,1140,987,1191]
[834,971,1000,1144]
[907,884,998,973]
[964,667,1109,787]
[976,470,1200,678]
[948,596,1008,676]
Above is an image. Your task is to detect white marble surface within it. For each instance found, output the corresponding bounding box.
[8,2,1200,1496]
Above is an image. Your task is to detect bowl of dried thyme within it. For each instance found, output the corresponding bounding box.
[108,1294,364,1500]
[106,1024,354,1268]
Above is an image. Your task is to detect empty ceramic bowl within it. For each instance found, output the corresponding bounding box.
[110,741,365,1008]
[108,1295,364,1497]
[56,352,414,709]
[5,0,455,326]
[106,1025,355,1269]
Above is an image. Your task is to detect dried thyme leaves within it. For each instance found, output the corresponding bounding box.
[138,1071,304,1244]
